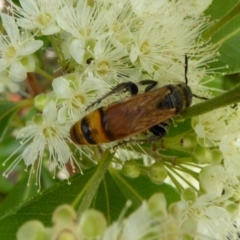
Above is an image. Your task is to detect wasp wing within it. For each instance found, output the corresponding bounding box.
[103,87,177,140]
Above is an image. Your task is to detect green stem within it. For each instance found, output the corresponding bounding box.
[49,35,66,69]
[202,1,240,40]
[167,171,183,193]
[57,33,67,69]
[35,67,53,81]
[169,167,198,192]
[171,164,199,180]
[162,131,192,145]
[181,83,240,119]
[77,150,114,216]
[18,98,34,108]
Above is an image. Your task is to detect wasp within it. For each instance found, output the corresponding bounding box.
[70,56,204,145]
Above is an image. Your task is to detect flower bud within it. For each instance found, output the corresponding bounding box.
[78,209,107,239]
[34,93,49,111]
[122,160,140,178]
[210,149,223,165]
[17,220,46,240]
[192,145,212,164]
[52,205,77,225]
[180,135,197,150]
[32,113,44,125]
[56,232,75,240]
[226,203,239,215]
[199,165,225,196]
[181,188,196,203]
[148,162,167,184]
[148,193,167,217]
[169,202,184,219]
[180,218,197,240]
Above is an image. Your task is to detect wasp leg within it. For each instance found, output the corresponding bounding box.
[113,135,162,150]
[86,81,139,111]
[141,121,169,142]
[139,80,158,92]
[113,122,170,149]
[148,122,169,138]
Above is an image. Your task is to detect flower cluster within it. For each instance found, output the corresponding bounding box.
[2,0,240,238]
[1,0,218,186]
[16,193,240,240]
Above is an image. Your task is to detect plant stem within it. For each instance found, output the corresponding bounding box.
[77,150,114,216]
[181,83,240,119]
[49,35,66,69]
[57,33,67,69]
[35,67,54,81]
[202,1,240,41]
[18,98,34,108]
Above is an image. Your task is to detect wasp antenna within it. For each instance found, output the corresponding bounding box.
[184,55,188,85]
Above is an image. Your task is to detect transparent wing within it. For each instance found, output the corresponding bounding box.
[103,87,177,139]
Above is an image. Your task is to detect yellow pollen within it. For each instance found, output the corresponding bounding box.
[5,46,17,58]
[97,61,110,76]
[38,13,51,26]
[43,126,56,138]
[140,41,150,54]
[112,22,122,32]
[79,28,91,37]
[72,95,86,109]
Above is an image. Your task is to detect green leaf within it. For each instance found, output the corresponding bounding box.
[204,0,239,20]
[0,169,96,240]
[109,169,179,209]
[0,101,19,142]
[96,170,173,222]
[0,176,14,194]
[0,136,24,171]
[204,1,240,74]
[0,174,38,213]
[167,118,192,138]
[93,171,128,223]
[0,168,179,240]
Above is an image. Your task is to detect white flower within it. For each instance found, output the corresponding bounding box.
[102,196,180,240]
[0,70,20,93]
[191,107,233,147]
[56,0,109,64]
[130,0,169,17]
[104,1,135,45]
[10,0,62,35]
[175,193,236,240]
[0,13,43,81]
[220,133,240,182]
[120,202,155,240]
[85,38,139,85]
[128,1,213,72]
[52,74,108,122]
[199,165,226,196]
[17,196,183,240]
[3,101,78,190]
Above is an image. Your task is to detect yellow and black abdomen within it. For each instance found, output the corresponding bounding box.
[70,107,112,145]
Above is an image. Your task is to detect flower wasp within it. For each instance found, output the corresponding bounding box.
[70,56,204,145]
